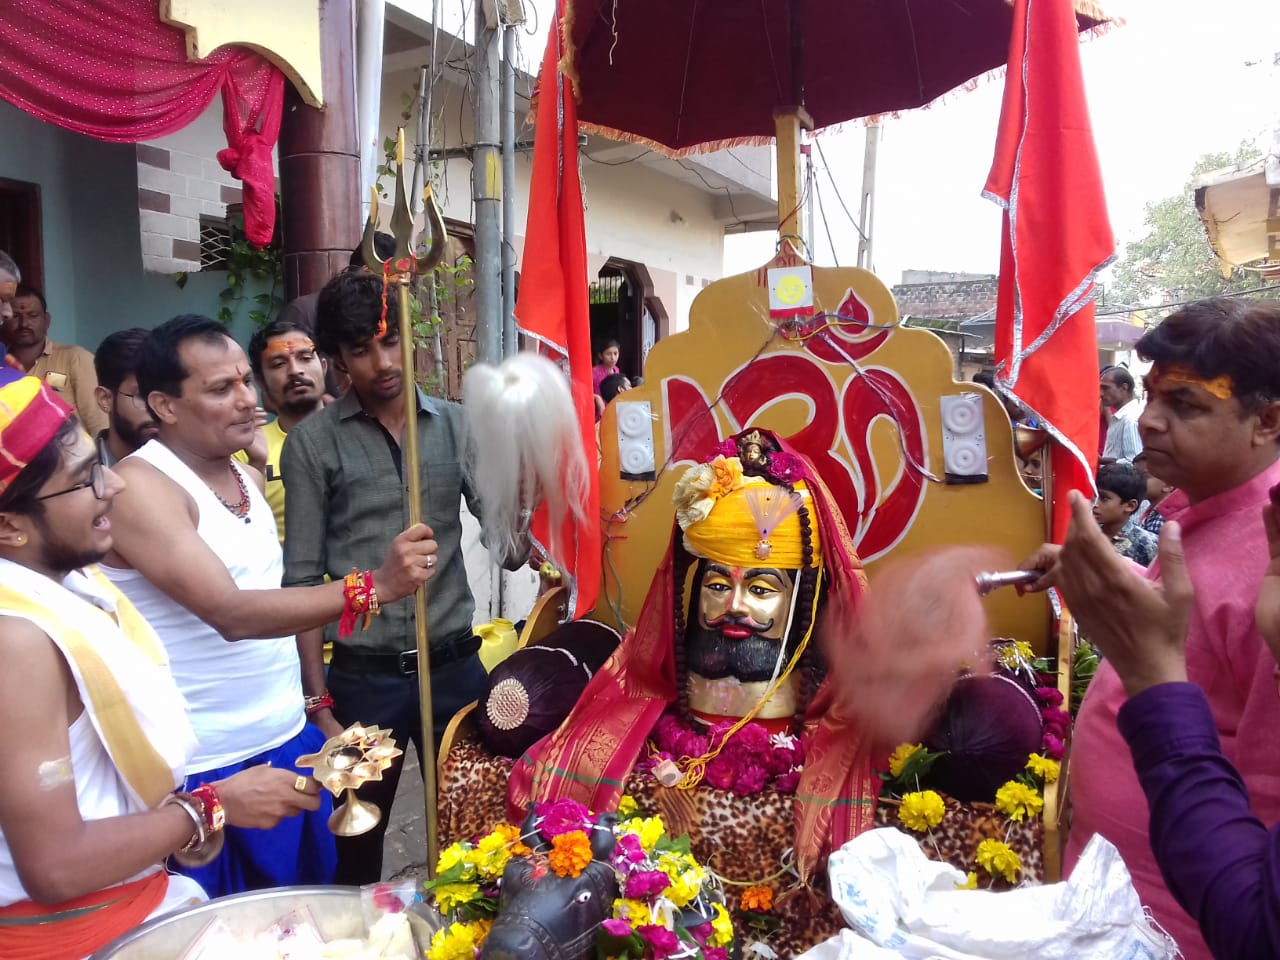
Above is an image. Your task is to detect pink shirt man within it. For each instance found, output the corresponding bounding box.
[1067,455,1280,960]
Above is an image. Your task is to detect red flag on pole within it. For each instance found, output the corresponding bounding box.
[985,0,1115,544]
[514,6,600,617]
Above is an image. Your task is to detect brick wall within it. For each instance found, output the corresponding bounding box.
[892,273,999,322]
[135,142,243,275]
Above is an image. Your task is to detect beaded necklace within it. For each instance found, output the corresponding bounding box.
[212,462,251,523]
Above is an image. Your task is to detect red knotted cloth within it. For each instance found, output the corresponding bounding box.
[0,0,285,247]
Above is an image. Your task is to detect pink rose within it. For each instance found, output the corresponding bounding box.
[767,451,805,483]
[601,918,633,937]
[1043,732,1065,760]
[774,771,801,794]
[1036,686,1064,707]
[638,925,680,960]
[733,764,769,796]
[612,832,646,867]
[624,869,672,899]
[534,798,591,837]
[704,761,737,791]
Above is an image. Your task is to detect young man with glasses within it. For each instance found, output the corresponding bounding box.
[93,328,159,467]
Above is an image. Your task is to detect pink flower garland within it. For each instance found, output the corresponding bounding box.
[646,713,804,796]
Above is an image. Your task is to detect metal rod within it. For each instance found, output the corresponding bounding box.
[501,20,518,358]
[974,569,1041,596]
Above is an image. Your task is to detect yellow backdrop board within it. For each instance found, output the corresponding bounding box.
[595,257,1051,652]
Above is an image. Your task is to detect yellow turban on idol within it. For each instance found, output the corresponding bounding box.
[673,455,821,569]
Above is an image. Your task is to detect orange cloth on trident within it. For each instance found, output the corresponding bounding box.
[985,0,1115,543]
[0,869,168,960]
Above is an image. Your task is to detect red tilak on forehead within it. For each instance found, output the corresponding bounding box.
[262,338,315,360]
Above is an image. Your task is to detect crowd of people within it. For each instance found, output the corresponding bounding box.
[0,234,1278,960]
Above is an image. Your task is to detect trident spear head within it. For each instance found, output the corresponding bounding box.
[360,128,447,280]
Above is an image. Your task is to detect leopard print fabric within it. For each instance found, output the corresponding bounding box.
[874,794,1045,887]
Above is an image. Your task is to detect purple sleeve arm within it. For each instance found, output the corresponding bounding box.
[1117,682,1280,960]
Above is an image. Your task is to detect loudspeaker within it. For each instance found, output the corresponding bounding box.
[616,401,656,481]
[940,393,989,484]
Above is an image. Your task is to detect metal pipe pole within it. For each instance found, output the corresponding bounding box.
[473,1,503,364]
[356,0,386,219]
[501,18,519,357]
[857,123,880,271]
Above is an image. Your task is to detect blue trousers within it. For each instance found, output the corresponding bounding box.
[174,723,337,898]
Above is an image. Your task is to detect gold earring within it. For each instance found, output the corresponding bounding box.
[14,535,26,546]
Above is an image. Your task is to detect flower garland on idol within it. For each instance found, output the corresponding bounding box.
[878,640,1069,889]
[423,797,734,960]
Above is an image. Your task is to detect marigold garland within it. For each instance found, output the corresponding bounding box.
[548,830,593,878]
[898,790,946,832]
[740,885,774,912]
[994,780,1044,822]
[887,742,923,778]
[975,838,1022,884]
[1026,753,1060,783]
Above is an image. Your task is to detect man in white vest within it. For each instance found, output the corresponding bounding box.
[100,315,439,897]
[0,363,320,960]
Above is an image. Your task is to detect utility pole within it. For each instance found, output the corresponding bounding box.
[472,0,502,364]
[857,122,880,271]
[500,2,524,357]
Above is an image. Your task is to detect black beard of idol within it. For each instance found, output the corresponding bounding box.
[685,626,787,683]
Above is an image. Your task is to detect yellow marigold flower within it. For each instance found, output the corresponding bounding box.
[428,922,479,960]
[975,839,1022,883]
[994,780,1044,822]
[956,871,979,890]
[620,814,667,853]
[898,790,946,832]
[437,842,473,877]
[710,902,734,947]
[1026,753,1060,784]
[611,897,653,930]
[470,829,515,881]
[434,882,481,913]
[549,830,593,878]
[658,853,705,907]
[471,918,493,948]
[740,885,774,912]
[617,794,639,817]
[887,743,923,778]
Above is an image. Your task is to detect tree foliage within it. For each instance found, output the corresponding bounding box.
[1108,143,1271,307]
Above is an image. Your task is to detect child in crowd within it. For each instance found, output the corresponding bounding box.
[592,338,621,421]
[1132,452,1174,536]
[1093,462,1159,566]
[599,372,631,405]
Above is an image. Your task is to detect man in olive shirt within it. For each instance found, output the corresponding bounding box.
[3,286,106,435]
[281,271,524,883]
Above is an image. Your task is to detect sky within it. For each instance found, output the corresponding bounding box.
[486,0,1280,289]
[719,0,1280,286]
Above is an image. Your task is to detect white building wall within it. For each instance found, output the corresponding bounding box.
[378,67,724,332]
[135,103,253,274]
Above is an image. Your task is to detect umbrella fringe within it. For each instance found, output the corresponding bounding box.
[577,122,775,159]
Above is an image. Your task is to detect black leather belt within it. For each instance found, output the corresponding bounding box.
[331,635,482,676]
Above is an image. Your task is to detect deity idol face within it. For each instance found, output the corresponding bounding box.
[686,562,795,683]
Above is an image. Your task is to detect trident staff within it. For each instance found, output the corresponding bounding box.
[359,128,448,874]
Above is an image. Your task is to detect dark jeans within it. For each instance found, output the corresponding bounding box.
[327,651,487,884]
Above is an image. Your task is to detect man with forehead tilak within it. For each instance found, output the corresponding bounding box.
[1023,297,1280,960]
[0,365,318,960]
[509,428,878,902]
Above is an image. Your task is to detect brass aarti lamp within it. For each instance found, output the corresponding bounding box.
[297,724,404,837]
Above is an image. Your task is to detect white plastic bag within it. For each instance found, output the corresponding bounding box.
[802,828,1178,960]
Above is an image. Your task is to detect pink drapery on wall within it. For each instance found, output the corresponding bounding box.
[0,0,285,246]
